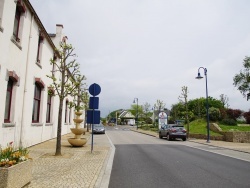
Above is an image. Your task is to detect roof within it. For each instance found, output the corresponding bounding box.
[119,110,135,119]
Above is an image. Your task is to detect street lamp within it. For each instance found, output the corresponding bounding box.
[195,67,210,143]
[133,98,138,130]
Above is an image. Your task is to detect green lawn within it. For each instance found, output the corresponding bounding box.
[140,119,250,135]
[188,119,250,134]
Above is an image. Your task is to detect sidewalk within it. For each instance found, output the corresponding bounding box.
[132,128,250,154]
[25,132,113,188]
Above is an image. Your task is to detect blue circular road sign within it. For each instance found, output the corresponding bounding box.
[89,83,101,96]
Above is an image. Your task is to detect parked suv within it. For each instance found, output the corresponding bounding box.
[159,124,186,141]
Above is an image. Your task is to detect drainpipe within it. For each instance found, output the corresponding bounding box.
[19,14,34,147]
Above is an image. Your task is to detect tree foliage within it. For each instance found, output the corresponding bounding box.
[243,111,250,124]
[233,56,250,99]
[226,109,242,120]
[171,97,224,122]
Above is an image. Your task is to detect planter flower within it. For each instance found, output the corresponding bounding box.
[0,142,32,188]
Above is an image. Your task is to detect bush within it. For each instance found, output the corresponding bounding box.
[243,111,250,124]
[226,109,242,120]
[220,118,237,126]
[209,107,221,121]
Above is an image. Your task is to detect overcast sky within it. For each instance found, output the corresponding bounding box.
[30,0,250,117]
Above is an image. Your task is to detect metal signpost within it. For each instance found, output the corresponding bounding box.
[87,83,101,153]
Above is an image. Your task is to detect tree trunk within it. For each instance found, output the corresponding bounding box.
[55,61,65,156]
[55,98,63,156]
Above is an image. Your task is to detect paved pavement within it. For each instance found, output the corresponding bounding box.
[24,127,250,188]
[25,132,114,188]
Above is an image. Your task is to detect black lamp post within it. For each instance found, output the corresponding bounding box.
[133,98,138,130]
[195,67,210,143]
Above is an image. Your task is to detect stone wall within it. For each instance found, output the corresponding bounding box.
[189,133,224,141]
[190,132,250,143]
[223,132,250,143]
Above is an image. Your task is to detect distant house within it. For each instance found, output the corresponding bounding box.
[118,110,135,125]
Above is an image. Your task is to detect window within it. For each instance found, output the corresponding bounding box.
[4,79,14,123]
[36,33,44,63]
[0,0,5,31]
[4,71,19,124]
[13,0,25,42]
[69,108,71,124]
[52,55,56,76]
[32,83,42,123]
[65,100,68,123]
[46,94,52,123]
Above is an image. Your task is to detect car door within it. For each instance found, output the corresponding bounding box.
[161,125,168,136]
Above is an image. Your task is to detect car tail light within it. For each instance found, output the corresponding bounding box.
[171,128,177,132]
[182,129,187,133]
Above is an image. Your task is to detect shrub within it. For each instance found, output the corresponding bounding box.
[220,118,237,126]
[226,109,242,120]
[243,111,250,124]
[209,107,221,121]
[219,108,227,120]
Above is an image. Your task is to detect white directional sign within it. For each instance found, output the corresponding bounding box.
[158,112,168,129]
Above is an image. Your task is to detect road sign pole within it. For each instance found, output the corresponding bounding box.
[88,83,101,154]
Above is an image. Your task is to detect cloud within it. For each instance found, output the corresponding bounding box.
[30,0,250,116]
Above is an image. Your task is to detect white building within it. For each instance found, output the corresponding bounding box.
[0,0,78,147]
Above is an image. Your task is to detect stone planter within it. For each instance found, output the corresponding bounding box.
[68,111,87,147]
[0,160,33,188]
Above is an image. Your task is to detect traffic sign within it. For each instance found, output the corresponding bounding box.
[87,110,100,124]
[89,83,101,96]
[89,97,99,109]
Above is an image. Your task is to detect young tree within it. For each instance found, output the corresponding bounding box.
[143,102,151,120]
[47,42,84,156]
[154,99,165,114]
[82,91,89,131]
[178,86,190,138]
[233,56,250,100]
[219,94,230,108]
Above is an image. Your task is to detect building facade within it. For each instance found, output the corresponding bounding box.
[0,0,78,147]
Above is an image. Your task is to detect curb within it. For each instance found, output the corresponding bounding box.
[188,139,250,154]
[95,133,115,188]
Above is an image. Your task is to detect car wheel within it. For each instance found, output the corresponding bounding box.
[182,137,186,141]
[167,134,171,141]
[159,133,163,139]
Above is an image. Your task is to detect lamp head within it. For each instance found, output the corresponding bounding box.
[133,98,138,103]
[247,93,250,101]
[195,72,203,79]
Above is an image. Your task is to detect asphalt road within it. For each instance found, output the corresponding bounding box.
[107,126,250,188]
